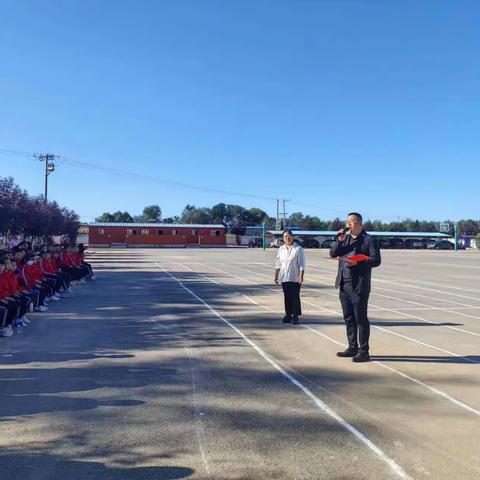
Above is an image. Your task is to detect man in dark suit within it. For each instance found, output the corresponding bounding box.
[330,212,381,362]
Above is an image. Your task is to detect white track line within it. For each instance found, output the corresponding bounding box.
[230,262,480,340]
[304,264,480,297]
[309,265,480,302]
[185,263,480,418]
[217,263,480,363]
[176,262,259,305]
[305,265,480,315]
[156,263,413,480]
[303,326,480,418]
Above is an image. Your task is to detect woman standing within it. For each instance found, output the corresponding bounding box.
[274,230,305,325]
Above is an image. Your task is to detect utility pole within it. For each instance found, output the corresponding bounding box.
[35,153,57,202]
[276,199,280,230]
[282,199,289,228]
[275,199,290,230]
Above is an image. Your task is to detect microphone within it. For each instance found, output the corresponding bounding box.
[337,227,350,238]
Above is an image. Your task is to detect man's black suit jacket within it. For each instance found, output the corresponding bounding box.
[330,230,381,295]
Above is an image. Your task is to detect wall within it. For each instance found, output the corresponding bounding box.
[88,226,225,246]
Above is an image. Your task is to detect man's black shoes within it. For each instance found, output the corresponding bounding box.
[282,315,291,323]
[336,348,358,358]
[352,352,370,363]
[291,316,299,325]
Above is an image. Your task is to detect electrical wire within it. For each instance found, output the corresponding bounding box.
[0,147,349,215]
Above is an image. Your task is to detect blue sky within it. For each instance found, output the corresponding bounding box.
[1,0,479,223]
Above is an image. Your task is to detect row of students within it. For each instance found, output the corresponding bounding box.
[0,243,95,337]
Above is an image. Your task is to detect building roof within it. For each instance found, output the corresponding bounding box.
[267,230,450,238]
[89,222,225,229]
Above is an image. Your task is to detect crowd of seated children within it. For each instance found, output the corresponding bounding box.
[0,242,95,337]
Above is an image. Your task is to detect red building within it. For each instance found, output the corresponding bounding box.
[88,223,226,247]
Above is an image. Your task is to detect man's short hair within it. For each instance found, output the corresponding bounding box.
[283,229,294,236]
[347,212,363,223]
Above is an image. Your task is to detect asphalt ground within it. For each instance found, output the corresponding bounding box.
[0,247,479,480]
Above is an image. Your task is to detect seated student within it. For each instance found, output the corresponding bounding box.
[52,250,73,293]
[30,253,59,302]
[41,251,71,294]
[59,246,86,284]
[0,258,27,336]
[0,259,17,337]
[19,255,49,312]
[39,251,64,300]
[73,245,95,280]
[2,257,30,327]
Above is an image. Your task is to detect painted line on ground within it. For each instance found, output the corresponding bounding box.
[156,263,413,480]
[182,263,480,418]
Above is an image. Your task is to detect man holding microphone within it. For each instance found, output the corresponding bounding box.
[330,212,381,362]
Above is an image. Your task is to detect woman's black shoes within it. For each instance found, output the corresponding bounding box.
[281,315,299,324]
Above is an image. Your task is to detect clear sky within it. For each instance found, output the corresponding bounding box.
[1,0,479,223]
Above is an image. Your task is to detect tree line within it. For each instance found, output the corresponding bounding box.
[0,177,80,241]
[95,203,480,236]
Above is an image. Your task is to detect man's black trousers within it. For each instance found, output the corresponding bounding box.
[339,282,370,353]
[281,282,302,317]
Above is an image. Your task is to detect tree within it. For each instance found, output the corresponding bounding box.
[210,203,228,226]
[226,204,249,225]
[111,211,134,222]
[289,212,304,228]
[162,216,180,224]
[180,204,212,224]
[134,204,162,222]
[95,212,115,222]
[247,207,269,225]
[0,176,80,243]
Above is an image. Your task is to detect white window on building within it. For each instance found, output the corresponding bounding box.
[126,229,133,235]
[172,229,178,236]
[98,228,105,235]
[211,230,221,236]
[192,229,198,235]
[142,229,149,235]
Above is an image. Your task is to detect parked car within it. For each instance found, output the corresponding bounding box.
[379,239,393,249]
[248,237,263,248]
[427,240,454,250]
[270,238,284,248]
[301,238,320,248]
[320,238,335,248]
[404,239,428,249]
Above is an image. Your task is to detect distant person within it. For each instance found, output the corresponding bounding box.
[330,212,381,362]
[274,230,305,325]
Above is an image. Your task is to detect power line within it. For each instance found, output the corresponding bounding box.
[0,147,350,216]
[0,149,277,202]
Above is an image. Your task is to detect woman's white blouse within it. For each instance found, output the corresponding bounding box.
[275,244,306,283]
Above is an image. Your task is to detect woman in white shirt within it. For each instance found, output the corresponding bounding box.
[274,230,306,325]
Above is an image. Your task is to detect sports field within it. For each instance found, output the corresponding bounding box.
[1,248,479,480]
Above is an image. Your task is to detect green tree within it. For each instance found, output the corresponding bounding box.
[95,211,133,222]
[180,204,212,224]
[142,205,162,222]
[288,212,304,228]
[95,212,114,222]
[162,216,180,224]
[247,207,269,225]
[210,203,228,225]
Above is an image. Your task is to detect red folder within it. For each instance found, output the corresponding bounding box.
[336,254,371,263]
